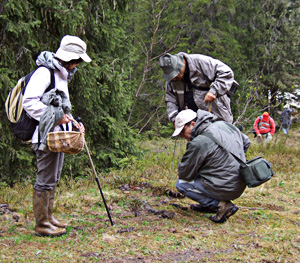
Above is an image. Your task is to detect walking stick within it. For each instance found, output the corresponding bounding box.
[171,139,177,170]
[73,117,114,226]
[260,135,265,144]
[259,135,266,147]
[274,113,287,143]
[84,141,114,226]
[208,102,212,113]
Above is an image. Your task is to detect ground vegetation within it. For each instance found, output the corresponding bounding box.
[1,129,300,262]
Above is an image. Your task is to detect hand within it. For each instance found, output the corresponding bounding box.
[258,134,263,142]
[78,123,85,134]
[204,92,216,103]
[58,114,72,125]
[70,118,85,134]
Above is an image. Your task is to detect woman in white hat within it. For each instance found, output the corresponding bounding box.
[23,35,91,237]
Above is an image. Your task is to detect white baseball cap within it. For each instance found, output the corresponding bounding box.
[55,35,91,63]
[172,109,197,137]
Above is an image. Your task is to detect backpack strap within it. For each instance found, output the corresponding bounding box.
[45,67,55,93]
[37,67,55,147]
[202,132,248,168]
[172,81,186,111]
[259,116,270,125]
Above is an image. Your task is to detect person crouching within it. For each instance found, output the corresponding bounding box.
[172,109,251,223]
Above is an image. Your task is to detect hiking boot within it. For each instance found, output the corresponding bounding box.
[209,201,239,223]
[48,187,69,228]
[33,190,66,237]
[190,203,218,213]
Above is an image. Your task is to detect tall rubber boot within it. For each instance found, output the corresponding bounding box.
[33,190,66,237]
[48,187,69,228]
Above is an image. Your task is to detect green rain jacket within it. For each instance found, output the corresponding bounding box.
[178,110,251,201]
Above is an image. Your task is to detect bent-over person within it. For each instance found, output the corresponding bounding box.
[159,52,237,125]
[172,109,250,223]
[253,112,275,143]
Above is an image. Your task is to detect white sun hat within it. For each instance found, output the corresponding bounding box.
[55,35,91,63]
[172,109,197,137]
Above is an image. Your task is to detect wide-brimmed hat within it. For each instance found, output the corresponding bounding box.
[55,35,91,63]
[172,109,197,137]
[159,53,184,82]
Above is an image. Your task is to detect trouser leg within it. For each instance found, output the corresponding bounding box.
[257,133,272,143]
[176,178,219,210]
[265,133,272,142]
[282,127,289,135]
[175,178,239,223]
[33,144,65,191]
[282,127,287,134]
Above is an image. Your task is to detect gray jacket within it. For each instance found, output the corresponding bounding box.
[165,52,235,123]
[38,89,72,152]
[178,110,250,201]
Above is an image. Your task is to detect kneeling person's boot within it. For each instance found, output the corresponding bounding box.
[48,187,69,228]
[33,190,66,237]
[209,201,239,224]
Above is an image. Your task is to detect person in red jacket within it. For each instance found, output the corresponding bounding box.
[253,112,276,143]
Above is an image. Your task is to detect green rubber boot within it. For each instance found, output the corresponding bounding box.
[33,190,66,237]
[48,187,69,228]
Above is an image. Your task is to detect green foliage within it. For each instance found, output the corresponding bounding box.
[127,0,300,133]
[0,0,136,184]
[1,0,300,184]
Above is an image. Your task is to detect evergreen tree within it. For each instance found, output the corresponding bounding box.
[0,0,135,184]
[128,0,300,131]
[233,0,300,124]
[1,0,300,185]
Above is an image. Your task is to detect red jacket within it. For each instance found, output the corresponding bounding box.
[253,116,276,135]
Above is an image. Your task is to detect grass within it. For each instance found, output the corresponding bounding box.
[1,129,300,262]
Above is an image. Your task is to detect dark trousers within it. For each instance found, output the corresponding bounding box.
[176,177,219,210]
[33,144,64,191]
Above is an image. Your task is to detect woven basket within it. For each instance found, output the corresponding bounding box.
[47,131,85,154]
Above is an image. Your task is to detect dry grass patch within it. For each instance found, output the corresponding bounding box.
[1,129,300,262]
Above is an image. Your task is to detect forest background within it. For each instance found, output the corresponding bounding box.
[1,0,300,185]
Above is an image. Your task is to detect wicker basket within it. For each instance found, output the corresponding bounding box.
[47,131,85,154]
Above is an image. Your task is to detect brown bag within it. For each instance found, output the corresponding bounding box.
[47,131,84,154]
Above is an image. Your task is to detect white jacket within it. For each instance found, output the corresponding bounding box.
[23,56,72,143]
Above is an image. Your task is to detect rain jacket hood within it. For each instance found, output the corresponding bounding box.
[191,110,218,139]
[36,51,77,80]
[36,51,57,70]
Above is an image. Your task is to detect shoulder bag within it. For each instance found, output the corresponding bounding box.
[202,132,274,188]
